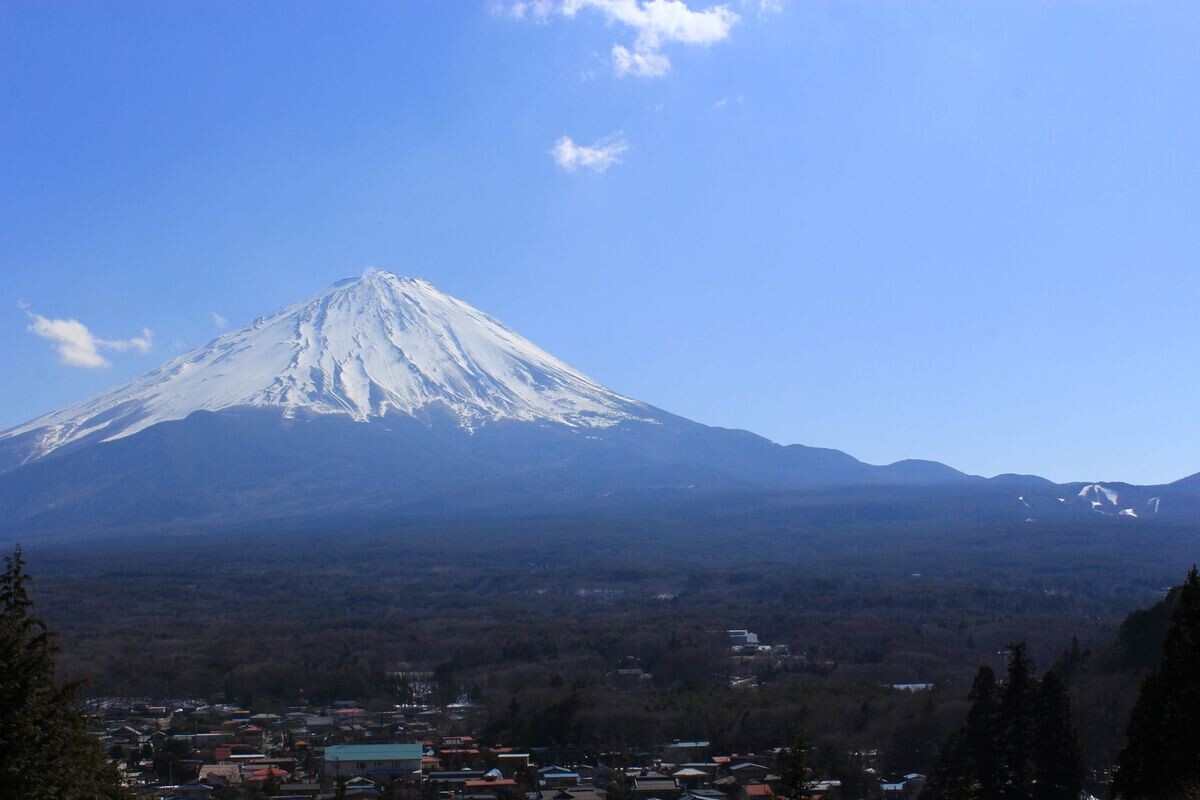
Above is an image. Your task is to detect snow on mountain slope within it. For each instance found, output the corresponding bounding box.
[1078,483,1119,506]
[1,270,650,464]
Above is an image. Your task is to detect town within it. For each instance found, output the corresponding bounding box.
[92,696,926,800]
[89,630,928,800]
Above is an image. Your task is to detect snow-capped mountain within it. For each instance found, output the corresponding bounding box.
[1,270,648,467]
[0,271,1194,537]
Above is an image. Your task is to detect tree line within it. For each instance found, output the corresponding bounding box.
[921,566,1200,800]
[921,644,1082,800]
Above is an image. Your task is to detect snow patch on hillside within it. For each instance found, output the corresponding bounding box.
[1078,483,1119,506]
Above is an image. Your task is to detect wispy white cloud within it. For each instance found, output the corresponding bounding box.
[612,44,671,77]
[713,93,743,109]
[211,311,228,330]
[499,0,739,79]
[742,0,782,16]
[566,0,738,48]
[490,0,556,21]
[22,304,153,368]
[551,132,629,173]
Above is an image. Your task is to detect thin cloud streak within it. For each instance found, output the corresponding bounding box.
[551,133,629,173]
[22,304,154,368]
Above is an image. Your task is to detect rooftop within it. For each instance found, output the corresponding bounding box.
[324,743,422,762]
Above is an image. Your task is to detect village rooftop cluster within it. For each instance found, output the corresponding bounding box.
[91,694,928,800]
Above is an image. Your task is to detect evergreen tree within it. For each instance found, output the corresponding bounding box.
[0,546,127,799]
[1032,672,1082,800]
[1113,566,1200,799]
[997,645,1038,800]
[923,645,1081,800]
[964,666,1002,800]
[1052,636,1090,684]
[922,665,1002,800]
[778,728,817,800]
[922,731,977,800]
[605,766,631,800]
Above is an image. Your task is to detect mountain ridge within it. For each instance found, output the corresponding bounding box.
[0,270,1192,535]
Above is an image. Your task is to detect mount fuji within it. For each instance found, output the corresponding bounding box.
[1,271,1195,536]
[1,270,652,464]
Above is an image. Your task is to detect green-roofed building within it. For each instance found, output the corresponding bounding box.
[322,743,423,779]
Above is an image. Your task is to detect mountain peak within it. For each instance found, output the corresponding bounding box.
[1,272,648,465]
[354,268,429,290]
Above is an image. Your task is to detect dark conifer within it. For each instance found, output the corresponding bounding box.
[778,728,817,800]
[965,665,1002,800]
[1032,671,1082,800]
[1113,566,1200,799]
[922,666,1002,800]
[997,644,1038,800]
[924,645,1082,800]
[921,730,974,800]
[0,546,127,799]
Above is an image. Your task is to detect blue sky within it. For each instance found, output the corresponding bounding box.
[1,0,1197,484]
